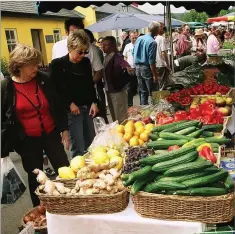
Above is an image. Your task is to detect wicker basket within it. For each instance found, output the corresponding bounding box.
[132,192,235,223]
[21,207,47,231]
[36,188,129,215]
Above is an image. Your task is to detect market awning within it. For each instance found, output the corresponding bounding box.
[207,14,235,23]
[36,1,233,16]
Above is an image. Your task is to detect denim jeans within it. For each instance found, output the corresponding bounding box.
[135,65,154,105]
[68,106,95,158]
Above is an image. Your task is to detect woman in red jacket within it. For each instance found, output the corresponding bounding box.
[1,44,70,206]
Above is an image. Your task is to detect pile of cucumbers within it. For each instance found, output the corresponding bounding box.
[148,120,230,152]
[122,145,234,196]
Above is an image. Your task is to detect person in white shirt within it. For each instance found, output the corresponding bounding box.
[52,18,84,60]
[123,31,138,106]
[155,24,170,90]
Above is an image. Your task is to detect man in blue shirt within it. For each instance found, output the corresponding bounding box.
[133,21,160,105]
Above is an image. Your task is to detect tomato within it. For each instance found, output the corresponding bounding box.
[158,117,175,125]
[168,145,180,151]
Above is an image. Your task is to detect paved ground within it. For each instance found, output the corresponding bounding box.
[2,96,140,234]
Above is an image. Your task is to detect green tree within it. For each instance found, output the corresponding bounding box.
[182,9,208,23]
[218,9,235,17]
[1,58,9,76]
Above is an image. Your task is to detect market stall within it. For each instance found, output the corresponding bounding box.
[20,2,235,234]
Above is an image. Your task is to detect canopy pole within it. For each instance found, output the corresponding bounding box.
[166,1,174,73]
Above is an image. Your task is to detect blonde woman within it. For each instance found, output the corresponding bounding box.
[1,44,70,206]
[49,29,98,158]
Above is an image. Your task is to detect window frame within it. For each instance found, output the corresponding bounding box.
[5,28,18,52]
[53,29,61,43]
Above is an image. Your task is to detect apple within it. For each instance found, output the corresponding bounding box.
[215,97,226,107]
[225,97,233,106]
[217,107,230,116]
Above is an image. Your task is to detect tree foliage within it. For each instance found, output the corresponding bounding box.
[181,9,208,23]
[218,9,235,17]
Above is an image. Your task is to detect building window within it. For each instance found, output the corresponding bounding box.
[53,29,61,43]
[5,29,18,52]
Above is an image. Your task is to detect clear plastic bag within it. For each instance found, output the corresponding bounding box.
[89,119,128,153]
[1,157,26,204]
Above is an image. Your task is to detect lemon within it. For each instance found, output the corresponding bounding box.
[138,139,145,146]
[107,149,120,158]
[92,152,109,164]
[145,123,154,130]
[91,146,107,154]
[70,156,85,172]
[58,167,75,179]
[140,132,149,142]
[110,156,123,170]
[134,131,140,137]
[123,133,132,142]
[134,121,144,128]
[116,125,125,134]
[129,137,139,146]
[136,126,145,134]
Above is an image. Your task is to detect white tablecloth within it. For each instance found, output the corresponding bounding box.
[46,200,205,234]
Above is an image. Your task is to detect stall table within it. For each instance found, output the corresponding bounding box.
[46,200,206,234]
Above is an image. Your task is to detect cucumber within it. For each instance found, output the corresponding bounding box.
[204,136,231,145]
[201,124,223,132]
[121,174,129,181]
[130,173,158,195]
[164,160,213,176]
[154,150,168,155]
[139,145,196,165]
[144,181,187,193]
[224,174,234,190]
[187,129,203,138]
[175,126,197,135]
[212,147,219,153]
[152,151,198,172]
[161,121,200,133]
[174,187,227,196]
[182,138,205,148]
[159,172,208,183]
[182,170,228,188]
[209,182,226,188]
[154,174,165,181]
[201,131,214,137]
[149,133,159,141]
[204,166,220,174]
[124,166,152,186]
[159,132,194,141]
[190,187,227,196]
[210,143,220,148]
[147,139,188,149]
[152,120,188,133]
[157,138,163,141]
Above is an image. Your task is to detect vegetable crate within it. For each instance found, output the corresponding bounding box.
[131,191,235,223]
[35,180,129,215]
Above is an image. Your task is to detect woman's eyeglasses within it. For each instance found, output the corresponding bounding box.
[76,50,89,55]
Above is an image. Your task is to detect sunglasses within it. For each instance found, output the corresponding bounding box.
[76,50,89,55]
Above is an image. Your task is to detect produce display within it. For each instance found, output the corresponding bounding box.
[23,205,46,228]
[122,146,234,196]
[115,120,154,146]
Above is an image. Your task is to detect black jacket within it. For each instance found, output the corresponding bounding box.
[49,54,97,110]
[1,71,68,157]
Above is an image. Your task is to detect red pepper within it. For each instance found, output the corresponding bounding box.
[174,111,188,121]
[199,146,217,163]
[168,145,180,151]
[158,117,175,125]
[189,107,201,118]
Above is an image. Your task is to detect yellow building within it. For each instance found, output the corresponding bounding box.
[1,1,89,65]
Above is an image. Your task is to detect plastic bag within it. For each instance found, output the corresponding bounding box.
[89,121,128,153]
[93,117,106,135]
[149,100,175,121]
[1,157,26,204]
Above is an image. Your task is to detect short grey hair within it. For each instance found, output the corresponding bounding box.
[148,21,160,33]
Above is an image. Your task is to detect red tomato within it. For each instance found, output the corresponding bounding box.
[168,145,180,151]
[158,117,175,125]
[174,111,188,121]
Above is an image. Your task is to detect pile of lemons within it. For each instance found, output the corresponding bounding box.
[116,120,154,146]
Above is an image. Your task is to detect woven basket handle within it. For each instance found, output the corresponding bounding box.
[38,217,46,228]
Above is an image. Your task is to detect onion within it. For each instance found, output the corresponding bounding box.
[23,215,31,223]
[37,205,46,214]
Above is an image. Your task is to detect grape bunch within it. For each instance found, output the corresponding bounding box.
[123,147,154,174]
